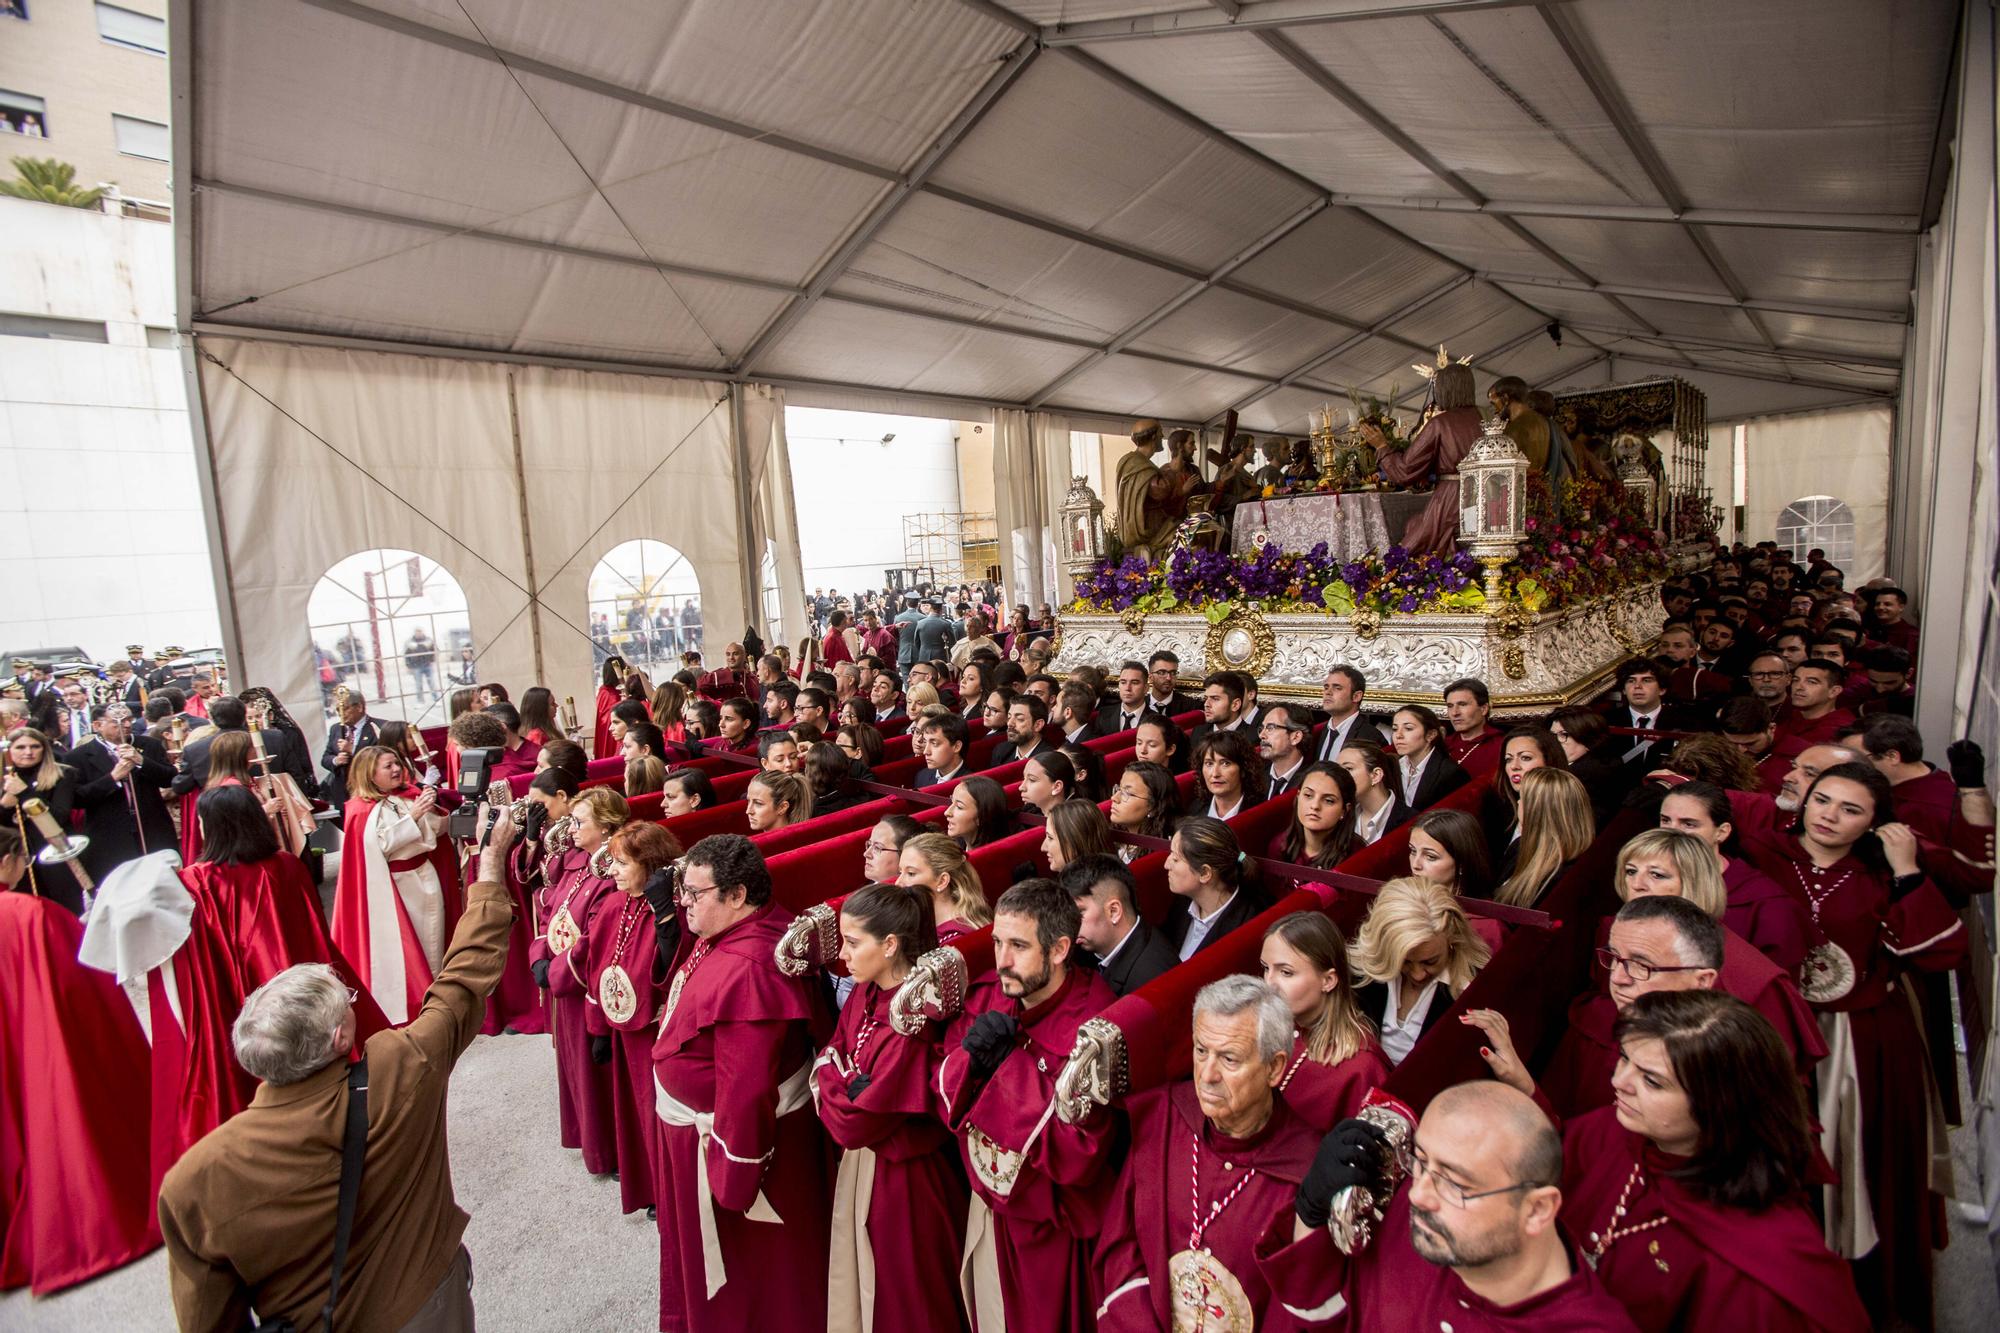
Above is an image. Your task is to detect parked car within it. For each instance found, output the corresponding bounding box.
[2,646,95,671]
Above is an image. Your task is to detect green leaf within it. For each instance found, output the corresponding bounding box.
[1322,580,1356,615]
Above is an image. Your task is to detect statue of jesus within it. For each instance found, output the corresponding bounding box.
[1115,420,1200,559]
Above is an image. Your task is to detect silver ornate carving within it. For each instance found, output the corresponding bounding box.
[773,902,840,978]
[1054,1016,1130,1125]
[889,944,969,1035]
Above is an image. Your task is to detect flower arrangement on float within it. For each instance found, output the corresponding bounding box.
[1070,470,1675,621]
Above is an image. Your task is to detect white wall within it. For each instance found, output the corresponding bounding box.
[1736,404,1893,582]
[0,196,221,660]
[784,407,962,595]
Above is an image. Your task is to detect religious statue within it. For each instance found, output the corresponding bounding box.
[1282,438,1319,484]
[1253,436,1288,490]
[1208,432,1262,518]
[1114,419,1202,560]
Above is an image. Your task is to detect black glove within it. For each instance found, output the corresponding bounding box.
[960,1010,1019,1079]
[1296,1119,1392,1229]
[589,1034,613,1066]
[846,1070,873,1100]
[520,802,548,843]
[641,867,678,918]
[531,958,551,989]
[1948,740,1986,789]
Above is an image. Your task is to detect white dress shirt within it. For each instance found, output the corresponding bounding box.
[1355,797,1396,845]
[1399,750,1433,806]
[1379,975,1443,1065]
[1177,889,1240,961]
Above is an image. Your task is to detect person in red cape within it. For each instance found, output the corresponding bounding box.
[79,785,387,1205]
[586,818,682,1216]
[937,877,1118,1333]
[1255,1083,1638,1331]
[1658,782,1813,973]
[0,825,159,1294]
[1440,678,1503,779]
[1260,912,1389,1133]
[332,745,462,1026]
[814,883,971,1333]
[594,657,627,760]
[1771,661,1856,764]
[1728,765,1966,1330]
[652,834,834,1333]
[1557,990,1868,1332]
[1096,975,1318,1332]
[536,787,627,1177]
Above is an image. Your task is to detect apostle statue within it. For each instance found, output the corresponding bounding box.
[1114,420,1201,560]
[1487,376,1551,471]
[1253,437,1288,491]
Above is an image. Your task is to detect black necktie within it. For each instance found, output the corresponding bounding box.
[1270,773,1289,798]
[1122,712,1136,731]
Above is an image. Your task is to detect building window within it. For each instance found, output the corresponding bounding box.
[586,540,702,676]
[0,312,108,342]
[0,89,46,137]
[309,550,473,729]
[112,113,168,160]
[96,3,164,53]
[1775,495,1856,569]
[145,326,176,349]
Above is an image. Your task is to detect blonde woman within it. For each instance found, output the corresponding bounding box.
[904,681,942,714]
[624,754,666,798]
[1493,768,1595,909]
[745,770,813,834]
[895,830,991,942]
[332,744,459,1025]
[1349,876,1491,1066]
[1260,911,1390,1131]
[1615,827,1728,917]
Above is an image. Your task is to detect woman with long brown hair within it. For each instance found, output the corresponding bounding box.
[1493,768,1596,908]
[0,726,83,910]
[1259,911,1388,1131]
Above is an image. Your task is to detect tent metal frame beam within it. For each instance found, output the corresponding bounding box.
[1551,321,1905,373]
[1223,273,1472,417]
[190,178,805,301]
[735,37,1041,376]
[1026,197,1331,407]
[1323,192,1921,235]
[1482,272,1909,326]
[1037,0,1543,46]
[1611,354,1896,399]
[1534,3,1793,381]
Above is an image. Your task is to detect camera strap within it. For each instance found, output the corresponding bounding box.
[319,1057,370,1331]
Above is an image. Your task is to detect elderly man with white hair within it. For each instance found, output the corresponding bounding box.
[156,808,518,1332]
[1093,974,1322,1331]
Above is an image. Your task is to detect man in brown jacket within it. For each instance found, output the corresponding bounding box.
[158,810,519,1331]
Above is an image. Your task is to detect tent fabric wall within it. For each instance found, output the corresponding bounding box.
[1741,406,1894,582]
[991,408,1070,608]
[742,384,812,651]
[195,336,752,752]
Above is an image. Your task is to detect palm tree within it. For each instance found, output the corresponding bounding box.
[0,157,107,209]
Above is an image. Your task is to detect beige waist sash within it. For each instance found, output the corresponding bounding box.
[656,1062,813,1298]
[1816,1010,1879,1258]
[827,1145,879,1333]
[959,1193,1008,1333]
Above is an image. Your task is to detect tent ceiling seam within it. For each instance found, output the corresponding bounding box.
[735,36,1042,376]
[1225,272,1471,416]
[1040,0,1548,47]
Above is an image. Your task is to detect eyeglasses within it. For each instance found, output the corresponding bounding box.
[344,987,360,1006]
[1595,946,1708,983]
[1410,1147,1535,1208]
[676,883,721,908]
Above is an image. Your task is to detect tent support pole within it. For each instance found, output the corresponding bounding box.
[730,383,762,642]
[179,338,246,680]
[505,371,546,684]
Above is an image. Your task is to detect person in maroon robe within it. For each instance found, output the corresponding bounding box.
[447,709,544,1037]
[332,746,463,1026]
[1256,1082,1638,1330]
[585,820,683,1217]
[533,788,627,1176]
[1259,912,1389,1133]
[1096,975,1318,1331]
[79,785,388,1205]
[1560,990,1868,1332]
[594,658,628,760]
[1728,766,1966,1329]
[1372,362,1483,558]
[652,834,833,1333]
[0,826,159,1294]
[814,883,970,1333]
[938,877,1118,1333]
[1658,782,1813,973]
[1845,719,1994,902]
[1771,662,1856,764]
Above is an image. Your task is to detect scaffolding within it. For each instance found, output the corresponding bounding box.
[902,511,1000,588]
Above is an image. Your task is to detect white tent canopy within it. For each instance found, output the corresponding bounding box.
[169,0,1994,752]
[178,0,1950,425]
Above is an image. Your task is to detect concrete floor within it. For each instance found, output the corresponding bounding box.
[5,1031,1999,1331]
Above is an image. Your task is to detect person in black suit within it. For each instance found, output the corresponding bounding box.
[1349,876,1491,1066]
[1602,657,1701,773]
[70,703,178,879]
[1052,682,1100,745]
[1095,661,1157,737]
[175,697,310,798]
[989,693,1054,766]
[319,688,381,802]
[1311,665,1392,763]
[1160,816,1267,962]
[909,712,971,789]
[1548,706,1630,825]
[1186,671,1255,749]
[1144,650,1199,718]
[1387,704,1468,813]
[105,661,147,711]
[1061,854,1177,997]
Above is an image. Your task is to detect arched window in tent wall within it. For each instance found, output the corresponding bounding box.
[587,540,702,678]
[308,550,472,729]
[1774,495,1856,569]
